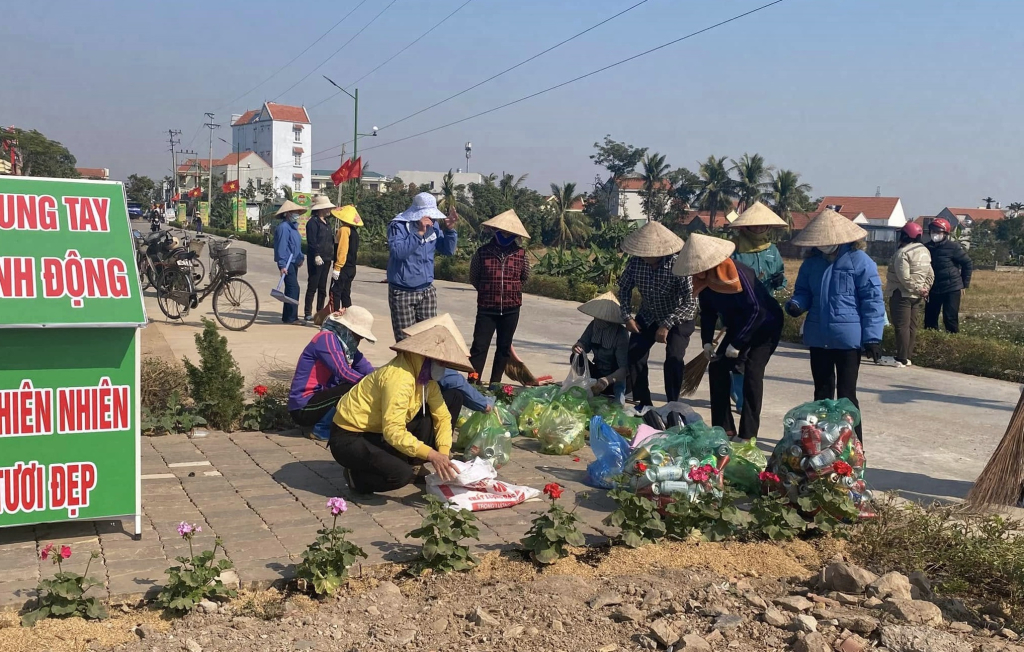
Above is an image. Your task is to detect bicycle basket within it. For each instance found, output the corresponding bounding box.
[189,239,206,255]
[219,249,247,276]
[209,239,231,257]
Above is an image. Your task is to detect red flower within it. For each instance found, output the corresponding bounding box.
[543,483,563,500]
[758,471,781,484]
[59,545,72,560]
[688,464,717,484]
[253,385,268,397]
[40,543,54,561]
[833,461,853,477]
[635,461,648,473]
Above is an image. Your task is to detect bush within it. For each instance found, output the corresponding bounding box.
[141,357,189,411]
[142,391,207,436]
[158,522,236,613]
[23,544,106,626]
[183,319,245,430]
[241,383,292,432]
[406,495,480,573]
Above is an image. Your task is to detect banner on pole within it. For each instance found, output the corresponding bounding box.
[231,197,247,232]
[198,201,210,226]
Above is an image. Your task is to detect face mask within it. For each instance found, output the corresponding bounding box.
[287,215,297,224]
[430,361,447,382]
[818,245,839,255]
[495,231,516,247]
[931,233,945,243]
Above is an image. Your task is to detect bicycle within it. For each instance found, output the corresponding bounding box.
[155,238,259,331]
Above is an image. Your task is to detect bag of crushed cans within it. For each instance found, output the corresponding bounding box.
[767,399,871,517]
[623,422,732,500]
[464,425,512,469]
[455,409,503,452]
[536,401,587,455]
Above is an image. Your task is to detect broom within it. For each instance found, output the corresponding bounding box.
[680,329,725,397]
[966,387,1024,508]
[505,345,539,386]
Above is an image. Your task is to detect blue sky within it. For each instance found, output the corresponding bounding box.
[3,0,1021,217]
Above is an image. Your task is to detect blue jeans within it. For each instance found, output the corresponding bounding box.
[282,263,300,323]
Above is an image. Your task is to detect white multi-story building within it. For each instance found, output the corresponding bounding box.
[231,102,312,193]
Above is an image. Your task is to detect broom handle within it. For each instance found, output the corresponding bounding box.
[712,329,725,346]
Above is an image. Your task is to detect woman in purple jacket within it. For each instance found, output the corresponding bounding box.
[288,307,377,426]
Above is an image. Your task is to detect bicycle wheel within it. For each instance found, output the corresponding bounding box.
[213,278,259,331]
[191,258,206,286]
[138,256,152,291]
[156,268,192,321]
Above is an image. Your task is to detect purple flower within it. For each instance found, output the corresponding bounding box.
[327,497,348,516]
[177,521,200,538]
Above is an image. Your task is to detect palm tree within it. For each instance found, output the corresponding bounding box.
[1008,202,1024,218]
[549,182,589,253]
[695,155,737,230]
[499,172,529,210]
[768,169,812,228]
[438,169,476,233]
[640,152,671,222]
[730,153,773,211]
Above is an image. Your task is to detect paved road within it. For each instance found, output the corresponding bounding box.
[141,227,1021,503]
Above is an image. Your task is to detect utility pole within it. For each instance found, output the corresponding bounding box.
[167,129,181,199]
[203,113,220,222]
[323,76,377,207]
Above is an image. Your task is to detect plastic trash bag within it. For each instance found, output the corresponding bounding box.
[494,403,519,437]
[464,426,512,469]
[624,422,732,489]
[455,409,503,452]
[554,387,593,423]
[587,416,631,489]
[509,384,559,417]
[517,399,548,438]
[537,402,586,456]
[723,437,767,494]
[561,353,593,393]
[456,406,474,431]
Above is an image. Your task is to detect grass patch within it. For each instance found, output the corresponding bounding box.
[140,357,189,411]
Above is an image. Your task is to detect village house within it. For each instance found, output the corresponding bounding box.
[231,102,312,193]
[815,196,908,242]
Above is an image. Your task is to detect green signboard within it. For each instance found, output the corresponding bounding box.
[198,200,210,227]
[0,176,144,535]
[231,197,247,232]
[176,202,186,223]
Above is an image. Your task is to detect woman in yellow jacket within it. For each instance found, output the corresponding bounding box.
[330,317,472,493]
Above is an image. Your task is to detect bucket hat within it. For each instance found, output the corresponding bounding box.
[391,325,474,372]
[326,306,377,343]
[402,313,471,357]
[332,205,364,227]
[577,291,624,323]
[672,233,737,276]
[729,201,788,228]
[791,208,868,247]
[310,195,336,212]
[394,192,446,223]
[481,209,530,239]
[621,221,683,257]
[275,199,306,216]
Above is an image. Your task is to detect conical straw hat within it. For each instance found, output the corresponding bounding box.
[310,195,336,211]
[577,291,624,323]
[275,199,306,216]
[391,325,474,372]
[332,205,364,227]
[402,313,471,358]
[621,221,683,257]
[730,201,787,228]
[672,233,737,276]
[792,208,868,247]
[481,209,530,239]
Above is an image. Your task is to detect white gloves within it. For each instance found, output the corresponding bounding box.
[331,269,340,280]
[703,343,715,360]
[725,345,740,358]
[314,255,324,266]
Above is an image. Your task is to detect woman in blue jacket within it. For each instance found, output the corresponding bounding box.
[785,209,885,441]
[273,200,306,325]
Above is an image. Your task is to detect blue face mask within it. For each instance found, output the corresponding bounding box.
[495,231,516,247]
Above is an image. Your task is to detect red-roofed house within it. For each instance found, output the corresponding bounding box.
[934,206,1007,230]
[175,159,210,192]
[815,196,907,241]
[212,151,272,189]
[75,167,109,180]
[609,173,673,221]
[231,102,312,192]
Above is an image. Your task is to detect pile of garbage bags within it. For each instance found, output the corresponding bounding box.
[767,398,871,517]
[455,409,512,469]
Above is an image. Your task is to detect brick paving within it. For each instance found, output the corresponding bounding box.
[0,431,612,610]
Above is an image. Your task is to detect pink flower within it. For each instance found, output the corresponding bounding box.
[688,464,718,484]
[40,543,54,561]
[758,471,781,484]
[59,545,72,560]
[327,497,348,516]
[177,521,200,538]
[501,385,514,398]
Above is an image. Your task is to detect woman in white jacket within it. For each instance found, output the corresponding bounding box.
[886,223,935,367]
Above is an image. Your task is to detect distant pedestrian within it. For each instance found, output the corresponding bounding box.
[304,195,337,323]
[887,222,934,367]
[193,213,204,234]
[617,221,697,407]
[386,192,458,341]
[728,201,789,412]
[785,209,885,441]
[924,218,972,334]
[330,205,364,310]
[273,200,306,325]
[468,209,531,386]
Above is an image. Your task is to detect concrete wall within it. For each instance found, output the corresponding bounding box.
[611,188,645,221]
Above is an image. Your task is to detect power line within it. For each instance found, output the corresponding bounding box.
[215,0,370,111]
[309,0,475,110]
[311,0,786,162]
[272,0,400,102]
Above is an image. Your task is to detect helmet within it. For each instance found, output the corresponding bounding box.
[901,222,923,239]
[929,218,951,233]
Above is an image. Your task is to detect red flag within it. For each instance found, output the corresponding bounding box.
[221,179,239,193]
[331,159,352,186]
[171,193,180,202]
[188,187,202,198]
[348,157,362,183]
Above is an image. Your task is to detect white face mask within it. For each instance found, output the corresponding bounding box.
[818,245,839,255]
[430,361,446,382]
[931,233,945,243]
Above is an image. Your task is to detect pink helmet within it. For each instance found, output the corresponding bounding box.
[930,218,951,233]
[901,222,923,239]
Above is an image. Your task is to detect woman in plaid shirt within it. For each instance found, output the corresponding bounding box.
[616,222,697,407]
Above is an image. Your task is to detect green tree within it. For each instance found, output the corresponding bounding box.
[730,153,773,212]
[639,152,671,222]
[695,156,737,230]
[768,169,813,228]
[438,169,477,233]
[1007,202,1024,218]
[590,135,648,180]
[12,128,79,178]
[548,182,589,253]
[499,173,530,211]
[125,174,157,208]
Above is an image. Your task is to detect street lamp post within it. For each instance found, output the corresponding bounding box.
[323,75,377,206]
[465,141,472,172]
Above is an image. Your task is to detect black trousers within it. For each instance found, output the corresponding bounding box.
[469,309,520,384]
[924,290,961,334]
[809,347,863,440]
[708,325,780,440]
[289,382,355,428]
[331,267,356,309]
[304,260,333,317]
[627,318,694,407]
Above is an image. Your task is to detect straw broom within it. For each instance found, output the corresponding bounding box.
[966,387,1024,508]
[680,329,724,397]
[505,345,539,386]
